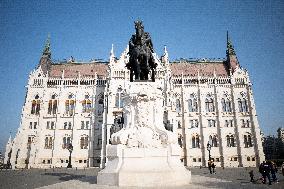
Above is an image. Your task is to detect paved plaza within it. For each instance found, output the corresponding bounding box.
[0,167,283,189]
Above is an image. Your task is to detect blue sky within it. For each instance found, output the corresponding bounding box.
[0,0,283,153]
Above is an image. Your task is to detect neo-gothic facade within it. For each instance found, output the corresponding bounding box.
[5,35,265,169]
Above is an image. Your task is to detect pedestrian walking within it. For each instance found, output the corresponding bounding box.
[211,161,216,174]
[262,161,272,185]
[249,170,254,182]
[208,160,212,174]
[259,161,265,182]
[271,162,279,183]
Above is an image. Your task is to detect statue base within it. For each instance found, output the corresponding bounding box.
[97,144,191,187]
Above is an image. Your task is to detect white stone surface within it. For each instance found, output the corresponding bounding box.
[97,145,191,187]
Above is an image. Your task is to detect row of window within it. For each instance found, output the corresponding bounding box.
[190,134,253,148]
[28,136,89,149]
[29,120,90,130]
[30,94,104,116]
[186,119,250,128]
[177,96,248,113]
[41,159,88,164]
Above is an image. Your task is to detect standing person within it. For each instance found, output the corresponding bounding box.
[259,161,265,182]
[211,161,216,174]
[262,161,272,185]
[271,162,279,183]
[249,170,255,182]
[208,160,212,174]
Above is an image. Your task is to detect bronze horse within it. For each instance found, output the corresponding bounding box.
[127,21,156,81]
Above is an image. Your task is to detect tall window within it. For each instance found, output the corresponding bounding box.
[221,98,232,112]
[225,120,233,127]
[115,88,124,108]
[97,95,104,116]
[63,122,72,130]
[188,94,198,112]
[205,95,215,112]
[82,94,92,113]
[209,135,218,147]
[192,135,200,148]
[48,94,58,115]
[238,98,248,112]
[80,135,89,149]
[46,121,55,129]
[81,121,90,129]
[27,136,34,149]
[176,99,181,113]
[44,136,53,149]
[62,136,71,149]
[244,134,253,148]
[31,95,40,115]
[65,94,75,116]
[189,119,198,128]
[208,119,216,127]
[226,135,235,147]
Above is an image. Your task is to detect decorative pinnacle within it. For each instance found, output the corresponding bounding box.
[42,34,51,58]
[226,31,236,56]
[110,44,114,56]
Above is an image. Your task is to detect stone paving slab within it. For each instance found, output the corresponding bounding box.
[1,167,283,189]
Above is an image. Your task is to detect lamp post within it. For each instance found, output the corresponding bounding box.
[67,143,73,168]
[207,141,212,162]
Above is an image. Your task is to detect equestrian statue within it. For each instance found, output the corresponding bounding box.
[126,20,157,82]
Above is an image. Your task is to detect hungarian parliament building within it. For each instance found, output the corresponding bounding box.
[4,34,265,169]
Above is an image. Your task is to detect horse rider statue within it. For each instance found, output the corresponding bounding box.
[126,20,157,82]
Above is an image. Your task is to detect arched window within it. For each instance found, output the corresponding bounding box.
[238,98,243,112]
[230,135,235,147]
[212,135,218,147]
[176,99,181,113]
[209,135,213,145]
[80,135,89,149]
[192,136,196,148]
[62,136,71,149]
[242,99,248,112]
[65,94,75,116]
[82,94,92,113]
[226,135,230,147]
[205,95,215,112]
[48,94,57,115]
[44,136,53,149]
[196,135,200,148]
[221,98,226,112]
[238,98,248,112]
[244,135,248,148]
[31,95,40,115]
[222,97,232,112]
[226,100,232,112]
[248,135,252,147]
[98,94,104,116]
[188,94,198,112]
[191,135,200,148]
[115,88,124,108]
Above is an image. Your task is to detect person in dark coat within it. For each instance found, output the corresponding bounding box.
[211,161,216,174]
[249,170,255,182]
[259,161,265,182]
[262,161,272,185]
[208,160,212,174]
[271,162,279,183]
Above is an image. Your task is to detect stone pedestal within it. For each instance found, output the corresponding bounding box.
[97,144,191,187]
[97,82,191,186]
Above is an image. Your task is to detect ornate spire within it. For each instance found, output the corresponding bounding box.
[42,34,51,58]
[226,31,235,56]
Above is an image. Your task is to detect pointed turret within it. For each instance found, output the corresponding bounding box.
[38,34,52,75]
[109,44,116,66]
[226,31,239,72]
